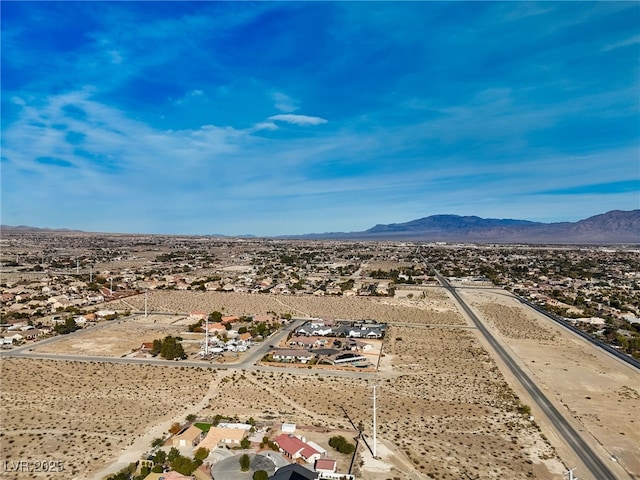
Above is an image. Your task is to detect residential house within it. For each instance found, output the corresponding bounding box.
[270,464,318,480]
[189,311,207,321]
[288,336,326,349]
[22,329,41,340]
[1,293,15,303]
[271,348,314,364]
[348,339,373,352]
[296,324,333,337]
[2,333,23,343]
[143,472,194,480]
[273,434,324,464]
[198,426,248,450]
[205,322,226,334]
[238,332,252,342]
[314,459,336,475]
[172,425,204,447]
[159,472,194,480]
[281,423,296,434]
[346,327,382,339]
[329,352,368,365]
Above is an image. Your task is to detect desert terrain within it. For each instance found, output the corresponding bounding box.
[0,359,212,480]
[1,286,636,480]
[461,287,640,478]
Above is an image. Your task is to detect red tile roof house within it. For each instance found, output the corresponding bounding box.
[189,310,207,321]
[274,434,324,464]
[156,472,194,480]
[238,332,252,342]
[314,458,337,475]
[221,315,240,324]
[205,322,226,333]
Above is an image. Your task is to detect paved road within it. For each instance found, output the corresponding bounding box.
[432,270,618,480]
[0,316,378,380]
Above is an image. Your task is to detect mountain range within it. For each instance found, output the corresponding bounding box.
[2,209,639,244]
[289,209,640,244]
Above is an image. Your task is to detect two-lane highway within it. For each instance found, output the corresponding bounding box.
[432,270,618,480]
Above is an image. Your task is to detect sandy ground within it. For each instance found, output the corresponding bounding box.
[0,359,212,480]
[4,287,633,479]
[460,287,640,479]
[103,289,464,325]
[32,314,203,358]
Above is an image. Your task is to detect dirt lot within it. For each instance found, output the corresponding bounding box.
[2,287,635,480]
[461,287,640,479]
[32,314,203,358]
[103,288,465,325]
[0,359,212,480]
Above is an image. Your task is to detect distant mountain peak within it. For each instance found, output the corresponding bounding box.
[292,209,640,244]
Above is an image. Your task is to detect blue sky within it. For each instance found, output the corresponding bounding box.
[2,1,639,236]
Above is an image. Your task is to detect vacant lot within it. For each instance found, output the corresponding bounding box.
[463,287,640,478]
[103,288,465,325]
[0,359,211,480]
[33,314,203,358]
[198,327,562,479]
[7,287,631,479]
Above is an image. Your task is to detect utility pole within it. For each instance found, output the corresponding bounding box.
[371,385,378,458]
[76,258,80,274]
[205,316,209,356]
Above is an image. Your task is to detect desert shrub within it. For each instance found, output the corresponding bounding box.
[329,435,355,454]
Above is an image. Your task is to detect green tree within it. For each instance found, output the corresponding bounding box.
[151,465,163,473]
[151,339,162,356]
[329,435,355,455]
[239,453,251,472]
[253,471,269,480]
[160,336,185,360]
[240,437,251,449]
[171,455,197,476]
[209,311,223,322]
[153,449,166,465]
[194,447,209,462]
[186,413,196,423]
[54,317,80,335]
[151,437,164,448]
[167,446,181,462]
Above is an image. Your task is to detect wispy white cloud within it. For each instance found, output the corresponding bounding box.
[2,2,638,234]
[272,92,299,112]
[601,34,640,52]
[172,89,205,106]
[267,114,328,126]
